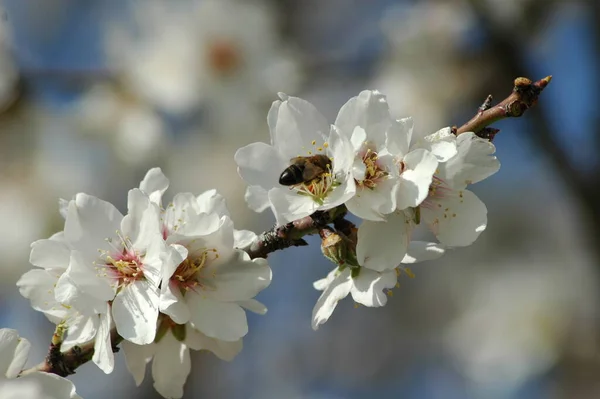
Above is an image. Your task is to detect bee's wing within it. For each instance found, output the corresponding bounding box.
[302,162,326,181]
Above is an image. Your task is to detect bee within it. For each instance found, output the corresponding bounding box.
[279,154,332,186]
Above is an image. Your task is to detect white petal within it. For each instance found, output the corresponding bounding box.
[187,297,248,341]
[329,125,355,177]
[55,271,108,316]
[130,201,162,253]
[401,241,445,264]
[196,189,230,218]
[422,127,457,162]
[422,189,487,247]
[64,250,115,302]
[385,117,413,158]
[356,212,412,272]
[267,187,318,225]
[271,95,330,160]
[29,235,70,270]
[122,340,153,386]
[396,149,438,210]
[244,186,271,213]
[234,142,288,189]
[346,177,397,221]
[350,268,397,307]
[335,90,391,145]
[160,281,191,325]
[187,328,243,361]
[152,332,190,399]
[0,329,30,378]
[313,268,338,291]
[17,269,68,320]
[17,372,81,399]
[139,167,169,205]
[112,280,159,345]
[58,198,70,220]
[121,189,151,243]
[311,269,352,330]
[233,229,257,249]
[203,251,271,302]
[238,299,267,315]
[62,314,98,350]
[350,126,367,152]
[64,194,123,259]
[438,132,500,190]
[92,310,114,374]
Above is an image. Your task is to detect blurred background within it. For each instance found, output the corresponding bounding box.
[1,0,599,398]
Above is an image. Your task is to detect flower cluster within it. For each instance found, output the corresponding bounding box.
[17,169,271,398]
[14,88,501,399]
[235,90,500,329]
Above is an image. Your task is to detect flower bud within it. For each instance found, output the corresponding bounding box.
[319,227,359,269]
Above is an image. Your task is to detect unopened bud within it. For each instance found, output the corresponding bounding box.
[319,227,359,268]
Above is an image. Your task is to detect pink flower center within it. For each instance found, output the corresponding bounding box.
[96,232,145,290]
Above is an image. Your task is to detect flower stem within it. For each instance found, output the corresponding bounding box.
[455,76,552,137]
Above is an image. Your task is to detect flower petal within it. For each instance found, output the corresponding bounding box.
[335,90,391,146]
[196,189,229,217]
[203,251,271,302]
[422,189,487,247]
[29,234,70,270]
[187,297,248,341]
[234,142,288,190]
[421,127,457,162]
[152,332,190,399]
[139,167,169,205]
[17,372,81,399]
[396,149,438,209]
[160,281,191,325]
[64,194,123,260]
[268,187,318,225]
[233,229,257,249]
[244,186,271,213]
[356,211,412,271]
[64,250,115,303]
[92,309,114,374]
[350,268,397,307]
[271,94,330,159]
[122,340,153,386]
[0,329,30,378]
[187,328,243,361]
[62,314,99,351]
[438,132,500,190]
[401,241,446,264]
[237,299,267,315]
[17,269,68,321]
[112,280,159,345]
[385,117,413,158]
[311,269,352,330]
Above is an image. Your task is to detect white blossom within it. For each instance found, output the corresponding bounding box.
[137,168,271,342]
[312,241,445,329]
[235,93,356,224]
[420,132,500,247]
[0,329,80,399]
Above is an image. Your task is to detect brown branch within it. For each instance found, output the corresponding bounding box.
[243,205,348,259]
[455,76,552,136]
[20,325,122,378]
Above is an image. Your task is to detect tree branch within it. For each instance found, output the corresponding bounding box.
[243,205,348,259]
[20,325,122,378]
[455,76,552,136]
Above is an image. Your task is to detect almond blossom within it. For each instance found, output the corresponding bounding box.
[17,231,115,374]
[235,93,355,224]
[420,132,500,246]
[312,241,445,329]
